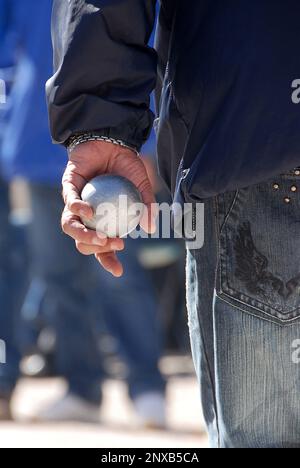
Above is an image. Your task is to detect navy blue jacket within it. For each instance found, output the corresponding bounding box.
[47,1,300,199]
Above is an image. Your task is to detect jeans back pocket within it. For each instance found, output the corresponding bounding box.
[216,171,300,325]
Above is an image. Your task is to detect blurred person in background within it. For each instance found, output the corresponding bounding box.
[1,0,166,427]
[0,0,29,421]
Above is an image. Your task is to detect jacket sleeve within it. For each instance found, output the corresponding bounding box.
[46,0,157,151]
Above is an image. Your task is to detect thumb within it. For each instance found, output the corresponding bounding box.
[109,153,158,234]
[138,177,158,234]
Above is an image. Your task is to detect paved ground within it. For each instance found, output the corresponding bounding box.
[0,377,209,448]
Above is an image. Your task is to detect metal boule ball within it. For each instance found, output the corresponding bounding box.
[81,175,144,238]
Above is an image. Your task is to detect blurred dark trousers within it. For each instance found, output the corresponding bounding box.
[0,70,21,397]
[23,183,165,404]
[0,177,25,398]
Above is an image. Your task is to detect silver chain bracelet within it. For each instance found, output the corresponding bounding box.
[67,133,140,156]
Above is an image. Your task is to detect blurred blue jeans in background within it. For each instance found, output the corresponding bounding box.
[0,177,28,398]
[0,65,29,399]
[21,183,165,405]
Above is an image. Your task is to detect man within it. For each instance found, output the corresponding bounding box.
[47,1,300,447]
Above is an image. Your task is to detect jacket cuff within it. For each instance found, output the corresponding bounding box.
[62,119,152,153]
[67,133,140,155]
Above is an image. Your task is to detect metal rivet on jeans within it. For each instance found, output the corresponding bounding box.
[291,185,297,192]
[273,183,280,190]
[284,197,291,204]
[295,170,300,176]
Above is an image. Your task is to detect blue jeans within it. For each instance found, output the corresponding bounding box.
[23,184,165,404]
[187,170,300,448]
[0,178,28,397]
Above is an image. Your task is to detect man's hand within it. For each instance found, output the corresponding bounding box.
[62,140,157,277]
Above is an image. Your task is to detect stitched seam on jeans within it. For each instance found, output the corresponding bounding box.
[219,189,300,321]
[219,195,300,320]
[187,200,221,448]
[186,247,221,448]
[220,238,300,319]
[212,196,223,448]
[215,292,280,325]
[221,212,300,317]
[221,283,300,318]
[214,292,297,326]
[219,190,246,315]
[195,283,221,447]
[218,289,300,324]
[219,190,240,235]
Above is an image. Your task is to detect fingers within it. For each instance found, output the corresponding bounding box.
[138,178,158,234]
[95,252,124,277]
[61,209,107,245]
[62,208,124,276]
[61,146,159,279]
[62,209,123,251]
[111,154,158,234]
[75,239,124,256]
